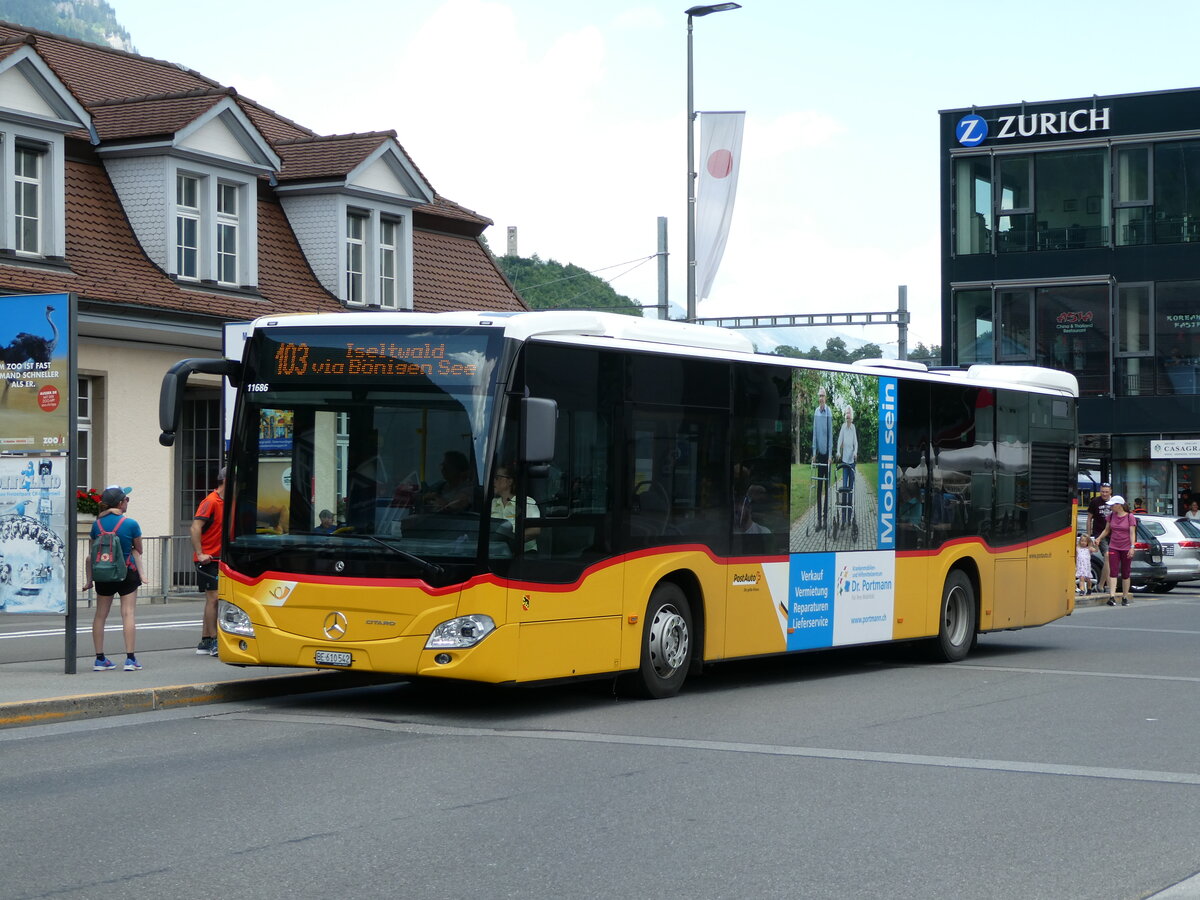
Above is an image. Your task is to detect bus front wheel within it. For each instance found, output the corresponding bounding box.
[930,570,976,662]
[621,583,692,699]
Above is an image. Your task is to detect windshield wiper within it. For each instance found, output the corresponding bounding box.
[325,531,445,577]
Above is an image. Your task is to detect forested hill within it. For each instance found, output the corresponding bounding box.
[0,0,133,51]
[495,254,643,316]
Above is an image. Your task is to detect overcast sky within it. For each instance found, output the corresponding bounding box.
[108,0,1200,353]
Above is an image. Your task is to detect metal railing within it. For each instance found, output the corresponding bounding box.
[76,534,198,603]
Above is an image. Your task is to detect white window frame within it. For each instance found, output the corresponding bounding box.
[333,201,412,308]
[345,210,366,304]
[76,376,93,490]
[14,144,42,255]
[175,172,201,280]
[379,217,398,309]
[165,161,255,285]
[216,181,239,286]
[0,125,66,258]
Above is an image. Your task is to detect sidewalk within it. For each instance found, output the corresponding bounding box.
[0,597,400,730]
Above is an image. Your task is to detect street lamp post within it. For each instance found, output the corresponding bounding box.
[685,2,740,323]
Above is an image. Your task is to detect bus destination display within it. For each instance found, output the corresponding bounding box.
[257,331,497,387]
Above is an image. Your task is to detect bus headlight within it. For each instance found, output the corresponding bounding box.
[218,599,255,637]
[425,614,495,649]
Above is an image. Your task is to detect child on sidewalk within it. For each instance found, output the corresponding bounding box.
[1076,532,1096,594]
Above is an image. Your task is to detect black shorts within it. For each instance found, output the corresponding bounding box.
[95,568,142,598]
[196,560,219,592]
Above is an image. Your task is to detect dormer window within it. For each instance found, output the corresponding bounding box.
[14,145,42,254]
[167,166,252,286]
[342,207,403,309]
[216,182,239,285]
[175,173,200,279]
[345,210,366,302]
[379,218,398,308]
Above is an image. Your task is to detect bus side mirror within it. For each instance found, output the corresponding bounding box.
[159,357,242,447]
[520,397,556,468]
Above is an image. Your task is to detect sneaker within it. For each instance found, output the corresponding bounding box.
[1121,598,1131,606]
[1106,598,1117,606]
[93,657,116,671]
[195,637,215,655]
[123,657,142,671]
[209,639,220,657]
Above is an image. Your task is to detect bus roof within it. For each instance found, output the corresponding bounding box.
[250,309,756,354]
[247,310,1078,398]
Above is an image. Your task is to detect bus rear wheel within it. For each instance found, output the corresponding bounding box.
[930,570,976,662]
[621,583,692,699]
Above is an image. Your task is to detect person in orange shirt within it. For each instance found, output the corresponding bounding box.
[190,467,225,656]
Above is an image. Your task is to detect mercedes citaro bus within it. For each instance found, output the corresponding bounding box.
[159,311,1078,698]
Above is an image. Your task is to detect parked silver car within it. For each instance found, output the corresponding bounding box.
[1136,514,1200,592]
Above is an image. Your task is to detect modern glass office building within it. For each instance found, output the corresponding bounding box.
[940,87,1200,513]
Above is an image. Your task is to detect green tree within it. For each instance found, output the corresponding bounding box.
[771,336,871,363]
[907,342,943,364]
[494,254,642,316]
[848,342,884,361]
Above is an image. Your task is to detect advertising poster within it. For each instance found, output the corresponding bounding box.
[786,370,898,651]
[0,294,71,451]
[0,455,68,613]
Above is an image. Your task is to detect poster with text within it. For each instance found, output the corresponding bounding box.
[0,455,68,613]
[0,294,71,451]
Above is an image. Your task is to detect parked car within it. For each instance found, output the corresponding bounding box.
[1076,512,1167,593]
[1136,515,1200,592]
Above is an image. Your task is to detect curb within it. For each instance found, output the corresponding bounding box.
[0,670,402,730]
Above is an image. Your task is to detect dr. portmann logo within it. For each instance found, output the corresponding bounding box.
[732,572,759,587]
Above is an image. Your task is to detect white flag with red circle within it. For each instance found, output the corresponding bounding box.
[695,111,744,301]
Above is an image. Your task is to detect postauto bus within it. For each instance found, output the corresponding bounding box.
[159,311,1078,698]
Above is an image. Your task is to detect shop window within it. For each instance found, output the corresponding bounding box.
[1153,142,1200,244]
[996,157,1034,252]
[1115,146,1152,246]
[1156,281,1200,395]
[953,290,993,364]
[1033,284,1110,396]
[954,157,992,255]
[1034,149,1107,249]
[998,290,1033,361]
[1115,284,1153,396]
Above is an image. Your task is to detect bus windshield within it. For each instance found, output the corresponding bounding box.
[226,325,506,580]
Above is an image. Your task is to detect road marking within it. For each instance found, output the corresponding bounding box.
[221,712,1200,786]
[1148,872,1200,898]
[947,663,1200,684]
[0,621,200,640]
[1049,623,1200,635]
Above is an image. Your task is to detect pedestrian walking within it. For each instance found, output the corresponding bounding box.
[190,467,225,656]
[82,486,143,671]
[1098,494,1137,606]
[1086,482,1113,588]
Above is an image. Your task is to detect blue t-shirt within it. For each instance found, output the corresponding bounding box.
[91,513,142,570]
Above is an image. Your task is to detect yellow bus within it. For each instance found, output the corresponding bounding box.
[159,311,1078,698]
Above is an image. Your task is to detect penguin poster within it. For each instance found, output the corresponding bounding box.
[0,456,67,613]
[0,294,71,451]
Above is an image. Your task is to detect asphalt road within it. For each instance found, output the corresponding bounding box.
[3,590,1199,900]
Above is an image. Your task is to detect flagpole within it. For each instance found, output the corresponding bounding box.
[684,3,741,323]
[686,11,696,322]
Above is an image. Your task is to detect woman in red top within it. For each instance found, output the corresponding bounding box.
[1098,495,1137,606]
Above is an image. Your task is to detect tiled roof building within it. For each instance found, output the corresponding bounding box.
[0,21,523,538]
